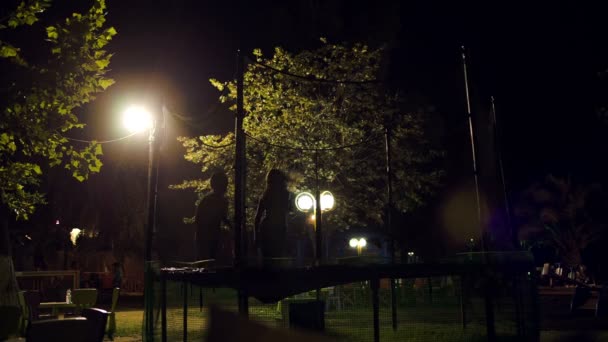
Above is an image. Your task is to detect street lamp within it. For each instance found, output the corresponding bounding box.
[349,237,367,256]
[320,191,335,211]
[123,104,159,342]
[295,191,335,214]
[122,104,158,261]
[123,105,153,133]
[295,192,315,212]
[295,190,335,263]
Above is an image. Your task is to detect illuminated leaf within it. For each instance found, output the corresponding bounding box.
[0,0,115,218]
[98,78,114,89]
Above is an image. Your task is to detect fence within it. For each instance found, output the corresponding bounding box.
[147,252,539,342]
[15,270,80,302]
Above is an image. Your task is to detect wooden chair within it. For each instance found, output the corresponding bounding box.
[0,305,21,340]
[71,288,98,314]
[107,287,120,340]
[26,317,89,342]
[82,308,109,342]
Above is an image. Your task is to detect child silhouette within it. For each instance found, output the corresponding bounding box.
[254,169,291,259]
[195,172,230,261]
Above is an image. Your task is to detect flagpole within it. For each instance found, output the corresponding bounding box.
[461,46,485,252]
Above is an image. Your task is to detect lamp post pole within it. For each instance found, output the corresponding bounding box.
[314,153,323,265]
[144,117,160,263]
[144,107,161,341]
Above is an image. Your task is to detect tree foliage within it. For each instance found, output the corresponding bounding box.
[515,175,608,267]
[0,0,116,219]
[174,42,442,233]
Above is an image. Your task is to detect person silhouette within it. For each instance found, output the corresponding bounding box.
[254,169,291,259]
[195,171,230,261]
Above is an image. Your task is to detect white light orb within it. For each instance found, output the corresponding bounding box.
[320,191,335,211]
[123,105,153,133]
[358,238,367,247]
[70,228,82,246]
[349,238,359,248]
[295,192,315,212]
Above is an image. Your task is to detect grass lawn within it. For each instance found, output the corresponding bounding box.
[113,307,608,342]
[112,286,605,341]
[115,310,145,338]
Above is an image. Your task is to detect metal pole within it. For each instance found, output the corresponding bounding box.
[384,125,394,262]
[235,49,246,267]
[461,46,485,252]
[371,278,380,342]
[460,275,467,329]
[161,277,167,342]
[144,109,161,341]
[385,125,398,331]
[314,152,322,265]
[238,289,249,318]
[183,282,188,342]
[235,50,249,316]
[490,97,514,247]
[484,276,496,342]
[144,120,159,263]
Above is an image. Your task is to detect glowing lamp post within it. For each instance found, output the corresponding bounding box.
[295,190,334,263]
[122,105,157,262]
[123,104,159,341]
[295,192,315,212]
[123,105,153,133]
[349,237,367,256]
[295,191,335,217]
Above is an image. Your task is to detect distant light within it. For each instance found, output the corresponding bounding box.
[56,220,60,225]
[69,228,82,245]
[349,237,367,248]
[295,192,314,212]
[320,191,335,211]
[25,234,31,240]
[408,251,414,257]
[309,214,316,222]
[123,105,153,133]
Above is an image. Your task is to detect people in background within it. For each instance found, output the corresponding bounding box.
[254,169,291,260]
[112,261,123,288]
[195,171,230,261]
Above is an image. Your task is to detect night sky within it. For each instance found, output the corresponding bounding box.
[5,1,608,253]
[95,1,608,186]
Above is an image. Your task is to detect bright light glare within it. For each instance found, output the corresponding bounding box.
[70,228,82,246]
[295,192,314,212]
[123,105,153,133]
[320,191,335,211]
[349,237,367,248]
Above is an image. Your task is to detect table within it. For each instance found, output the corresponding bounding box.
[39,302,76,316]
